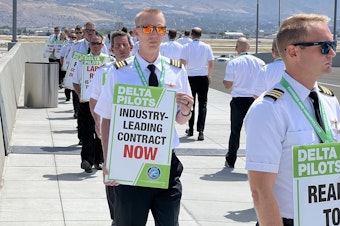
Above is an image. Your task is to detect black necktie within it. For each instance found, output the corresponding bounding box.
[309,91,324,130]
[147,64,158,87]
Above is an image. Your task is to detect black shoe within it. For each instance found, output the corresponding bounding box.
[81,160,93,173]
[185,128,193,136]
[224,160,234,168]
[94,163,103,170]
[198,131,204,141]
[66,98,70,101]
[225,153,236,168]
[73,111,78,119]
[78,139,82,145]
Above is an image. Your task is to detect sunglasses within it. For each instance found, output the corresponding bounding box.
[70,37,77,40]
[76,32,83,34]
[293,41,337,55]
[90,42,103,46]
[85,29,95,33]
[136,25,166,34]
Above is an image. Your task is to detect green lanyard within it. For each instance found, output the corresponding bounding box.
[134,57,165,87]
[280,77,333,143]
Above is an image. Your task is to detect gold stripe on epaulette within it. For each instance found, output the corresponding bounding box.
[264,88,284,101]
[170,59,182,68]
[114,60,127,69]
[318,85,334,96]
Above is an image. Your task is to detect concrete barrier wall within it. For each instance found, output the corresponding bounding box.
[0,42,46,178]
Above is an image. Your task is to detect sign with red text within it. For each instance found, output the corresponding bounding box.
[293,142,340,226]
[43,40,55,58]
[105,84,176,189]
[80,55,110,101]
[64,51,83,90]
[43,40,64,59]
[53,40,64,59]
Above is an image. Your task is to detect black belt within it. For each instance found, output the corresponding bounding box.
[232,96,254,99]
[256,218,293,226]
[282,218,294,226]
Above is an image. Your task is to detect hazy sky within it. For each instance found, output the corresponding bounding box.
[257,0,337,23]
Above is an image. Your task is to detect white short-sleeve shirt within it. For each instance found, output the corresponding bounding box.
[245,72,340,218]
[177,37,192,46]
[224,54,265,97]
[160,40,183,60]
[252,59,285,97]
[180,40,214,76]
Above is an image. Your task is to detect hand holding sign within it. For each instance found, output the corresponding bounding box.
[176,92,194,115]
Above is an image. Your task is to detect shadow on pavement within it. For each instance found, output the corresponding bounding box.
[225,207,257,223]
[200,167,248,182]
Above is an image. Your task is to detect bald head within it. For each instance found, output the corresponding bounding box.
[235,37,250,53]
[191,27,202,39]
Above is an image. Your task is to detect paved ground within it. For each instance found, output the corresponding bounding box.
[0,86,256,225]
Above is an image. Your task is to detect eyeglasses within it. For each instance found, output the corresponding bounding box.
[85,29,95,33]
[90,42,103,46]
[136,25,166,34]
[293,41,337,55]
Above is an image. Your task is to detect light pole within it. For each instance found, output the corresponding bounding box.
[334,0,338,41]
[278,0,281,28]
[12,0,17,42]
[9,0,17,50]
[256,0,259,54]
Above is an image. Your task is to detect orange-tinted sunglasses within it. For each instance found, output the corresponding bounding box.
[136,25,167,34]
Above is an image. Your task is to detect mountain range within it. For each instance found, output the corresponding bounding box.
[0,0,338,33]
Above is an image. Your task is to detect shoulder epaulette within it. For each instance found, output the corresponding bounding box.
[114,60,128,69]
[169,59,182,68]
[264,88,284,101]
[318,85,334,96]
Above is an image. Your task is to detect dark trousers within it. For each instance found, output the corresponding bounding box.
[94,132,103,165]
[113,153,183,226]
[188,76,209,132]
[106,185,115,221]
[59,70,66,87]
[59,70,71,100]
[78,102,103,165]
[72,90,80,114]
[65,88,71,100]
[256,218,293,226]
[226,97,254,165]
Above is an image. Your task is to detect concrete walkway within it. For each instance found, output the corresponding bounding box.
[0,87,256,226]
